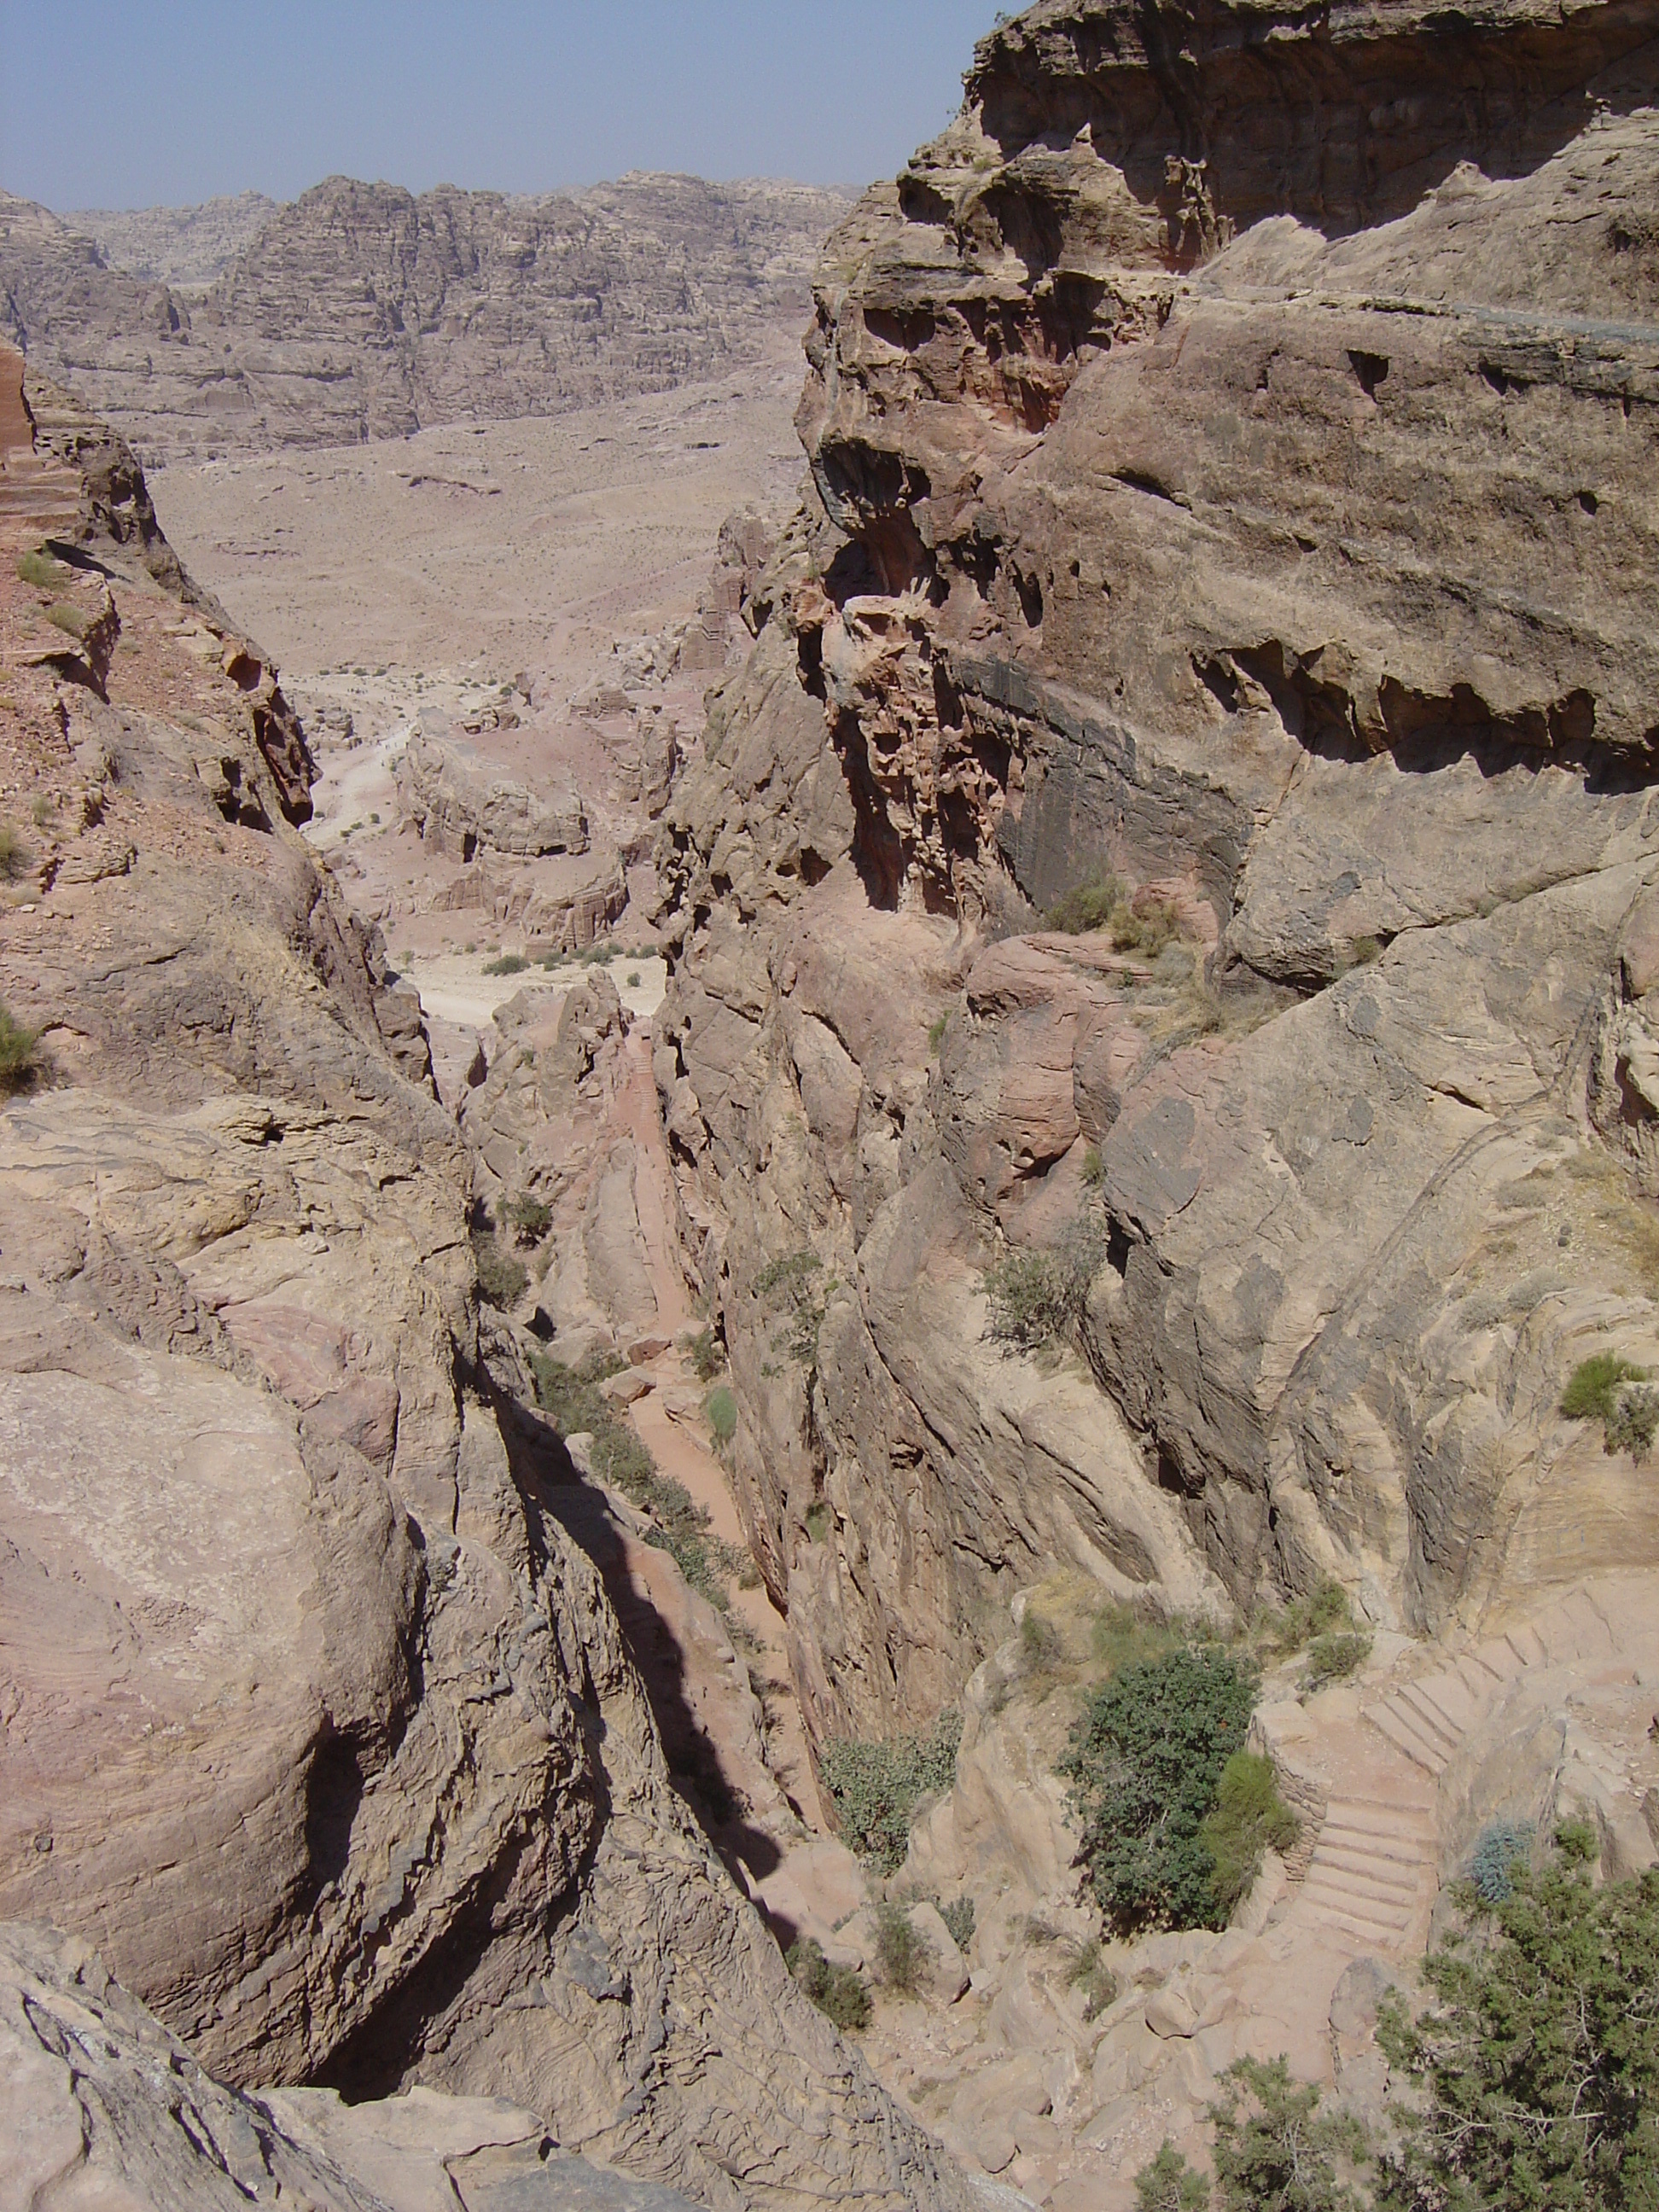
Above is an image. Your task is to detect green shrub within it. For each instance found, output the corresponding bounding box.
[529,1349,745,1613]
[875,1901,928,1994]
[1066,1936,1118,2021]
[1377,1825,1659,2210]
[1464,1819,1534,1906]
[1306,1632,1372,1690]
[626,970,642,988]
[502,1191,553,1243]
[940,1895,975,1953]
[44,602,89,641]
[1561,1351,1659,1462]
[482,952,528,975]
[1062,1644,1258,1932]
[1606,1386,1659,1462]
[0,824,30,882]
[786,1938,871,2032]
[928,1011,950,1051]
[0,1005,42,1093]
[1134,2144,1209,2212]
[1201,1751,1301,1919]
[805,1500,832,1545]
[983,1213,1104,1350]
[1111,897,1180,958]
[819,1711,963,1871]
[1021,1605,1063,1671]
[472,1229,529,1308]
[1260,1576,1353,1656]
[31,795,53,828]
[684,1325,722,1381]
[1081,1143,1104,1187]
[1048,872,1122,934]
[16,548,68,588]
[1560,1349,1647,1420]
[1092,1602,1184,1679]
[754,1249,828,1374]
[706,1384,737,1444]
[1209,2056,1371,2212]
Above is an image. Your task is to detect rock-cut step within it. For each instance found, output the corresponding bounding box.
[1294,1794,1436,1953]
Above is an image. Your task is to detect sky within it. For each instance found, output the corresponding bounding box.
[0,0,1004,212]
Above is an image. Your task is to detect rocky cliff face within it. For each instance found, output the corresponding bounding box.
[653,0,1659,1747]
[1,173,850,463]
[0,345,966,2212]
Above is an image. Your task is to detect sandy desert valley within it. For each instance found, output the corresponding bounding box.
[4,7,1659,2209]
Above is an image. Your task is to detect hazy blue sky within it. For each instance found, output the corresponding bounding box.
[1,1,1003,212]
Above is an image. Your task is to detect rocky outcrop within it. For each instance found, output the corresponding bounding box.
[652,0,1659,1747]
[0,1918,706,2211]
[1,173,850,463]
[399,728,590,859]
[0,370,969,2211]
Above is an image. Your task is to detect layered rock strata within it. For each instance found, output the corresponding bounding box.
[2,172,849,463]
[0,350,967,2212]
[653,0,1659,1746]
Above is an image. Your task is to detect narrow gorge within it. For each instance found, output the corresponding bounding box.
[3,3,1659,2209]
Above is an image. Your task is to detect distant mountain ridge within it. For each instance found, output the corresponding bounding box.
[0,172,849,463]
[63,191,278,290]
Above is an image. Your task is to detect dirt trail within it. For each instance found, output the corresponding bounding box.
[618,1022,831,1833]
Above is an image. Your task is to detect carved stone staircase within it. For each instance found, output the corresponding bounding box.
[1281,1585,1625,1957]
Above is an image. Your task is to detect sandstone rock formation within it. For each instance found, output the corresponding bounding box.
[399,727,590,859]
[0,1918,706,2211]
[2,173,850,463]
[0,347,969,2212]
[652,0,1659,1750]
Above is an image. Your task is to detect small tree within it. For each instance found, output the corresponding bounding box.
[1209,2057,1371,2212]
[1136,2143,1209,2212]
[1062,1644,1257,1931]
[1377,1825,1659,2210]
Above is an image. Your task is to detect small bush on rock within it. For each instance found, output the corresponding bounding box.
[983,1212,1104,1350]
[472,1229,529,1308]
[786,1937,871,2032]
[1201,1751,1301,1919]
[940,1895,975,1952]
[706,1384,737,1444]
[44,602,89,641]
[1134,2144,1209,2212]
[1062,1643,1258,1932]
[1049,872,1123,934]
[482,952,528,975]
[502,1192,553,1243]
[16,548,68,588]
[0,824,30,882]
[875,1901,928,1994]
[819,1711,963,1871]
[0,1004,42,1093]
[1464,1819,1534,1905]
[1306,1632,1373,1690]
[1066,1936,1118,2020]
[1561,1350,1659,1459]
[684,1325,723,1381]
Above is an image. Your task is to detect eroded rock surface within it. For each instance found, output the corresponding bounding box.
[652,0,1659,1748]
[0,352,969,2212]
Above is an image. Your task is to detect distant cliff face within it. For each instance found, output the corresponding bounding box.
[0,172,849,462]
[654,0,1659,1743]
